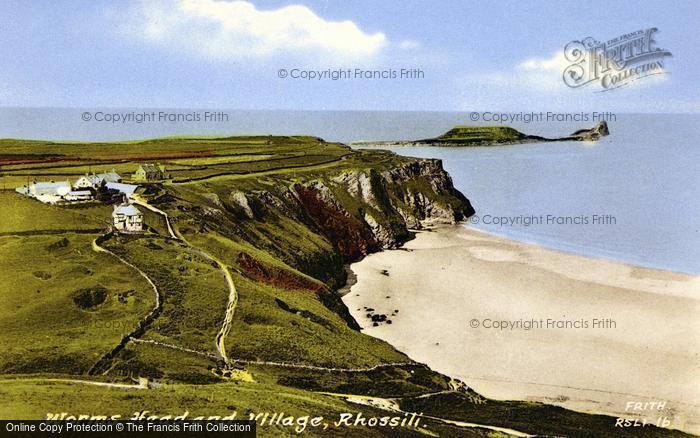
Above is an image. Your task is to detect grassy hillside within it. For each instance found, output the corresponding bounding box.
[0,233,154,374]
[103,236,230,354]
[0,378,499,437]
[0,191,111,233]
[0,136,683,437]
[0,136,352,186]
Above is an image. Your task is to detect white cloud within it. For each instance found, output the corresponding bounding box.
[457,49,676,112]
[518,52,570,73]
[398,40,421,50]
[457,52,573,96]
[515,51,572,92]
[517,51,669,91]
[121,0,387,62]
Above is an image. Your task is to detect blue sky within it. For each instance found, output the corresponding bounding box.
[1,0,698,112]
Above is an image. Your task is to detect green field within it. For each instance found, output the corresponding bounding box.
[0,233,154,374]
[0,191,111,234]
[0,136,396,187]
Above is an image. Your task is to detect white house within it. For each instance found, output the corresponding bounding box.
[73,175,102,189]
[112,202,143,233]
[73,170,122,189]
[15,181,72,204]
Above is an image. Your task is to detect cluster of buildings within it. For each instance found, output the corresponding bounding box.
[15,163,168,234]
[15,170,137,205]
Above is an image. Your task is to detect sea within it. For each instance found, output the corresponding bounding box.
[1,108,698,274]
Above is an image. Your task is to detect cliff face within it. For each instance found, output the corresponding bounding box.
[166,155,473,331]
[222,157,473,259]
[293,157,474,255]
[377,159,474,229]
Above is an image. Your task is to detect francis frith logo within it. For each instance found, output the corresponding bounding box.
[563,28,672,91]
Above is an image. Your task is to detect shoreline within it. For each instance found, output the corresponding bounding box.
[342,225,700,434]
[465,225,699,277]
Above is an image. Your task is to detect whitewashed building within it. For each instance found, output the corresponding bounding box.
[112,202,143,233]
[74,170,122,189]
[16,181,71,204]
[73,175,102,189]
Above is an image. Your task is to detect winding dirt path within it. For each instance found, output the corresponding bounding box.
[131,338,417,373]
[131,338,218,360]
[212,260,237,366]
[0,377,147,391]
[88,234,163,375]
[233,359,415,373]
[131,196,177,239]
[131,195,238,367]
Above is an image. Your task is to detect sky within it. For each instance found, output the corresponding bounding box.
[0,0,698,112]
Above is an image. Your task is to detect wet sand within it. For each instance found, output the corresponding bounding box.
[343,225,700,434]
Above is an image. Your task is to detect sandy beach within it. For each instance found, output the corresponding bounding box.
[343,225,700,434]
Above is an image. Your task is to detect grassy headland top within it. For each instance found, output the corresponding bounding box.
[0,135,407,187]
[434,125,526,144]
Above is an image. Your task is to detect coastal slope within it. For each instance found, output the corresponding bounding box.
[0,135,685,437]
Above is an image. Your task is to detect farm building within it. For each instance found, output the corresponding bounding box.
[112,202,143,233]
[15,170,138,205]
[132,164,166,182]
[64,190,93,202]
[105,182,139,199]
[16,181,72,204]
[74,170,122,189]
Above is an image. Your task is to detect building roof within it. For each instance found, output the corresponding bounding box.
[77,171,121,186]
[33,181,70,190]
[138,164,164,174]
[98,171,121,183]
[74,174,101,184]
[32,181,71,194]
[113,203,141,217]
[106,182,138,195]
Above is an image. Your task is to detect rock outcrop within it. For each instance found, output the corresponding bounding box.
[291,158,474,255]
[569,121,610,141]
[292,181,381,260]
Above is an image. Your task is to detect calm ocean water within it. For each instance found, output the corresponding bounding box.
[375,114,700,275]
[1,109,698,273]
